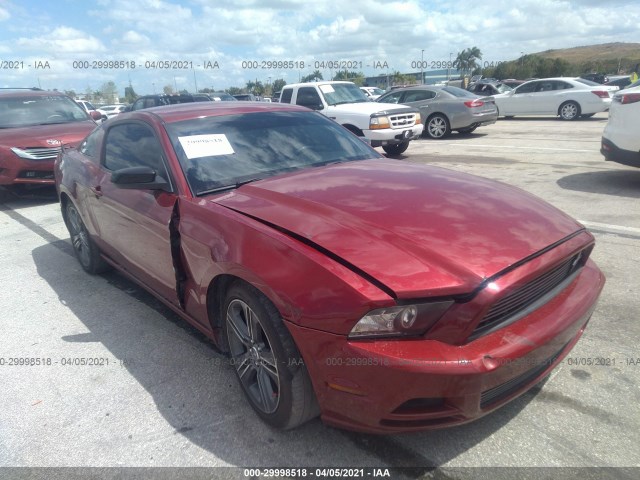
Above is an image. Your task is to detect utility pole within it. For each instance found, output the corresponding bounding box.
[421,49,425,84]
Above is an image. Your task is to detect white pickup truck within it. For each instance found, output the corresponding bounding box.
[279,81,423,155]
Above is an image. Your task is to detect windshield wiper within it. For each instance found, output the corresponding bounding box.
[196,177,262,196]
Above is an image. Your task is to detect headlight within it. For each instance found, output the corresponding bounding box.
[349,301,453,339]
[370,115,390,130]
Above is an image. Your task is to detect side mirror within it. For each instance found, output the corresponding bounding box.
[111,166,172,192]
[89,111,103,121]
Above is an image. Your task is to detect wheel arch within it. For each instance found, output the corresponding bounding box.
[205,273,290,352]
[342,124,364,137]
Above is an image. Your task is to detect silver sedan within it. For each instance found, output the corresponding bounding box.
[377,86,498,139]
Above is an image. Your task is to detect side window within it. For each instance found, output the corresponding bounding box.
[132,99,144,111]
[380,91,403,104]
[403,90,436,102]
[104,123,168,179]
[295,87,322,108]
[555,81,573,90]
[280,88,293,104]
[535,81,555,92]
[78,128,103,160]
[514,82,537,94]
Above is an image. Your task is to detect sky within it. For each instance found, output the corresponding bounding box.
[0,0,639,98]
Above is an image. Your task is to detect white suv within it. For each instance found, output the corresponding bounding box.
[601,86,640,168]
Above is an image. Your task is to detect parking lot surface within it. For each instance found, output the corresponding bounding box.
[0,113,638,479]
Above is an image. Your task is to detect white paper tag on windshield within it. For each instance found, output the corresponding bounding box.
[319,84,335,93]
[178,134,234,159]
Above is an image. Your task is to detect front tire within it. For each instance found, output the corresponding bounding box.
[425,114,451,139]
[223,283,319,429]
[559,101,581,121]
[64,201,110,274]
[382,141,409,156]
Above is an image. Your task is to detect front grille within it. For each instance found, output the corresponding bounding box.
[480,341,568,408]
[389,113,416,129]
[18,170,54,179]
[471,250,587,339]
[11,147,61,160]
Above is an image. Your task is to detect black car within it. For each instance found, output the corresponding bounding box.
[233,94,258,101]
[603,76,632,89]
[468,82,512,96]
[128,93,213,111]
[580,73,609,84]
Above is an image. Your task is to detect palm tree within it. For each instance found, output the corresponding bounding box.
[453,47,483,76]
[311,70,323,81]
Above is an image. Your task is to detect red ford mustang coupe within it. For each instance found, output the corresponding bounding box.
[55,102,604,433]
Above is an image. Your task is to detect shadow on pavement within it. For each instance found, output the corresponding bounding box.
[557,169,640,199]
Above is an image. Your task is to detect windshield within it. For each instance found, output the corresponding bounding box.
[0,95,90,128]
[166,111,380,196]
[319,83,368,105]
[442,86,478,98]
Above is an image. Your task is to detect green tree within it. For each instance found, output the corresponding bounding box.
[64,89,76,99]
[332,70,365,85]
[390,70,413,86]
[272,78,286,93]
[163,85,174,95]
[226,86,243,95]
[124,86,137,103]
[453,47,483,77]
[100,81,118,103]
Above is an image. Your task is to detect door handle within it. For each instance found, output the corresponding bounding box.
[90,185,103,198]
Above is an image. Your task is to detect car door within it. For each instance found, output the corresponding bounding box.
[90,120,180,306]
[400,89,437,118]
[502,81,539,114]
[527,80,562,113]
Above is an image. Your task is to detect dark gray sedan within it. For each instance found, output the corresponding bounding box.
[377,86,498,139]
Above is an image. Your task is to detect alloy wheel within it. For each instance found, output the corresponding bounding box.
[226,299,280,414]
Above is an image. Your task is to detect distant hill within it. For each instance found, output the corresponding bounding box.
[531,42,640,72]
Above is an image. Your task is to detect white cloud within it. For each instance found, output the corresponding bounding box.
[0,7,10,21]
[17,27,106,54]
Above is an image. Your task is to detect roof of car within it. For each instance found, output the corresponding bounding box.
[284,81,354,88]
[128,100,309,123]
[0,88,68,99]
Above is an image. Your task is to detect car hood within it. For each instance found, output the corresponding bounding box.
[330,102,416,115]
[0,121,96,148]
[213,159,584,298]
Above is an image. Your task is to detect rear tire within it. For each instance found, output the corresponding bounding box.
[223,282,319,430]
[559,101,581,121]
[457,125,478,135]
[64,201,110,274]
[425,114,451,139]
[382,141,409,156]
